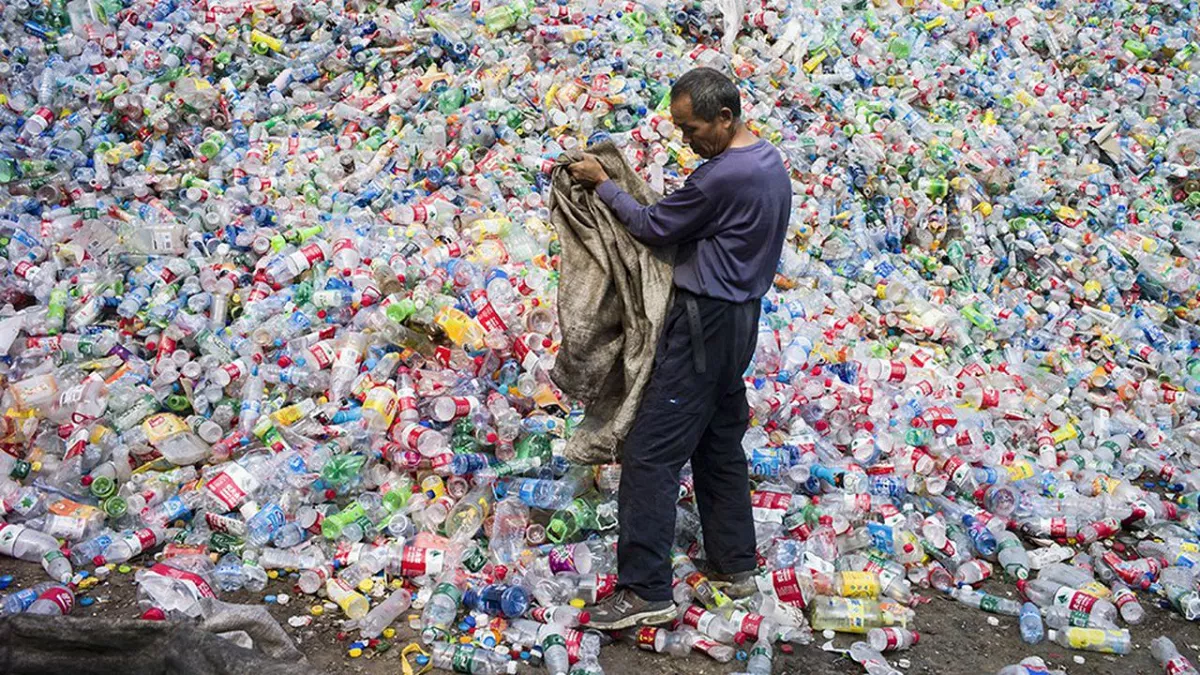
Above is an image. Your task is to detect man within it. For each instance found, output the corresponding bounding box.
[566,67,793,629]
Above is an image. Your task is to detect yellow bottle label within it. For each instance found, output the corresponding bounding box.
[142,412,188,444]
[1064,627,1122,653]
[1080,581,1112,599]
[250,30,283,52]
[272,403,307,427]
[362,389,397,426]
[1050,423,1079,443]
[839,571,881,598]
[1004,460,1035,482]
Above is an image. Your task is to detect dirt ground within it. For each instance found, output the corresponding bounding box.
[1,558,1194,675]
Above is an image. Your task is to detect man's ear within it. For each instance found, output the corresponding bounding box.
[719,107,735,128]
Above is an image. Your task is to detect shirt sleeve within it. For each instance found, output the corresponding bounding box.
[595,178,714,247]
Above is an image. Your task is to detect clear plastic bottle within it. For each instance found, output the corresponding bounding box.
[429,642,507,675]
[359,588,412,638]
[26,585,75,616]
[98,526,166,565]
[1151,636,1200,675]
[420,581,463,643]
[849,641,903,675]
[1046,627,1132,654]
[1018,602,1044,644]
[867,627,919,652]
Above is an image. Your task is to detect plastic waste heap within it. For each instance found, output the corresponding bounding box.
[4,0,1200,673]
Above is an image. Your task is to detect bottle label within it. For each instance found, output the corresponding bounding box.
[1064,627,1118,652]
[362,389,397,422]
[1113,588,1137,609]
[146,562,216,599]
[336,542,367,567]
[844,599,868,632]
[737,611,765,638]
[1166,657,1192,675]
[1048,517,1068,538]
[980,387,1000,408]
[517,480,540,505]
[398,424,428,451]
[252,503,286,535]
[547,545,579,575]
[205,462,259,510]
[468,290,508,333]
[1080,581,1111,599]
[770,567,809,607]
[46,500,100,540]
[881,627,903,650]
[13,260,34,279]
[298,242,327,267]
[37,586,75,614]
[142,412,188,444]
[979,594,1000,613]
[840,571,880,598]
[327,578,362,613]
[750,490,792,524]
[206,511,248,536]
[633,626,660,651]
[1056,589,1098,614]
[682,605,713,633]
[876,565,900,590]
[220,360,245,382]
[593,574,617,602]
[128,528,158,553]
[309,341,335,368]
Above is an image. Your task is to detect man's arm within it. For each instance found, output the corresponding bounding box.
[595,179,712,247]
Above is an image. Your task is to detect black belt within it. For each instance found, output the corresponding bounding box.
[682,294,706,375]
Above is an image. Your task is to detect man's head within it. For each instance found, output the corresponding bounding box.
[669,68,742,159]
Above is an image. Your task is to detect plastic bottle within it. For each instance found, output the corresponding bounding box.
[1019,602,1044,645]
[867,627,919,652]
[97,527,167,565]
[1046,627,1132,654]
[26,585,75,616]
[359,588,412,638]
[849,641,903,675]
[1151,636,1200,675]
[429,642,508,675]
[809,597,909,634]
[420,581,464,643]
[326,578,370,620]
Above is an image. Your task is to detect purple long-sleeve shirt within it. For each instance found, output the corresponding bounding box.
[596,138,792,303]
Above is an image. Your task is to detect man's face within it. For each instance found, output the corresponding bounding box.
[669,94,733,159]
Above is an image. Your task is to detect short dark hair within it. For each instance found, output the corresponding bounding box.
[670,68,741,122]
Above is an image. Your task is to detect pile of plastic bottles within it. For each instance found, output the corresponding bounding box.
[6,0,1200,672]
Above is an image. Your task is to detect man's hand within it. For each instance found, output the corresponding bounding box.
[567,154,610,189]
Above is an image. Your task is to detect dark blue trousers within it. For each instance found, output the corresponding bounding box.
[618,290,760,601]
